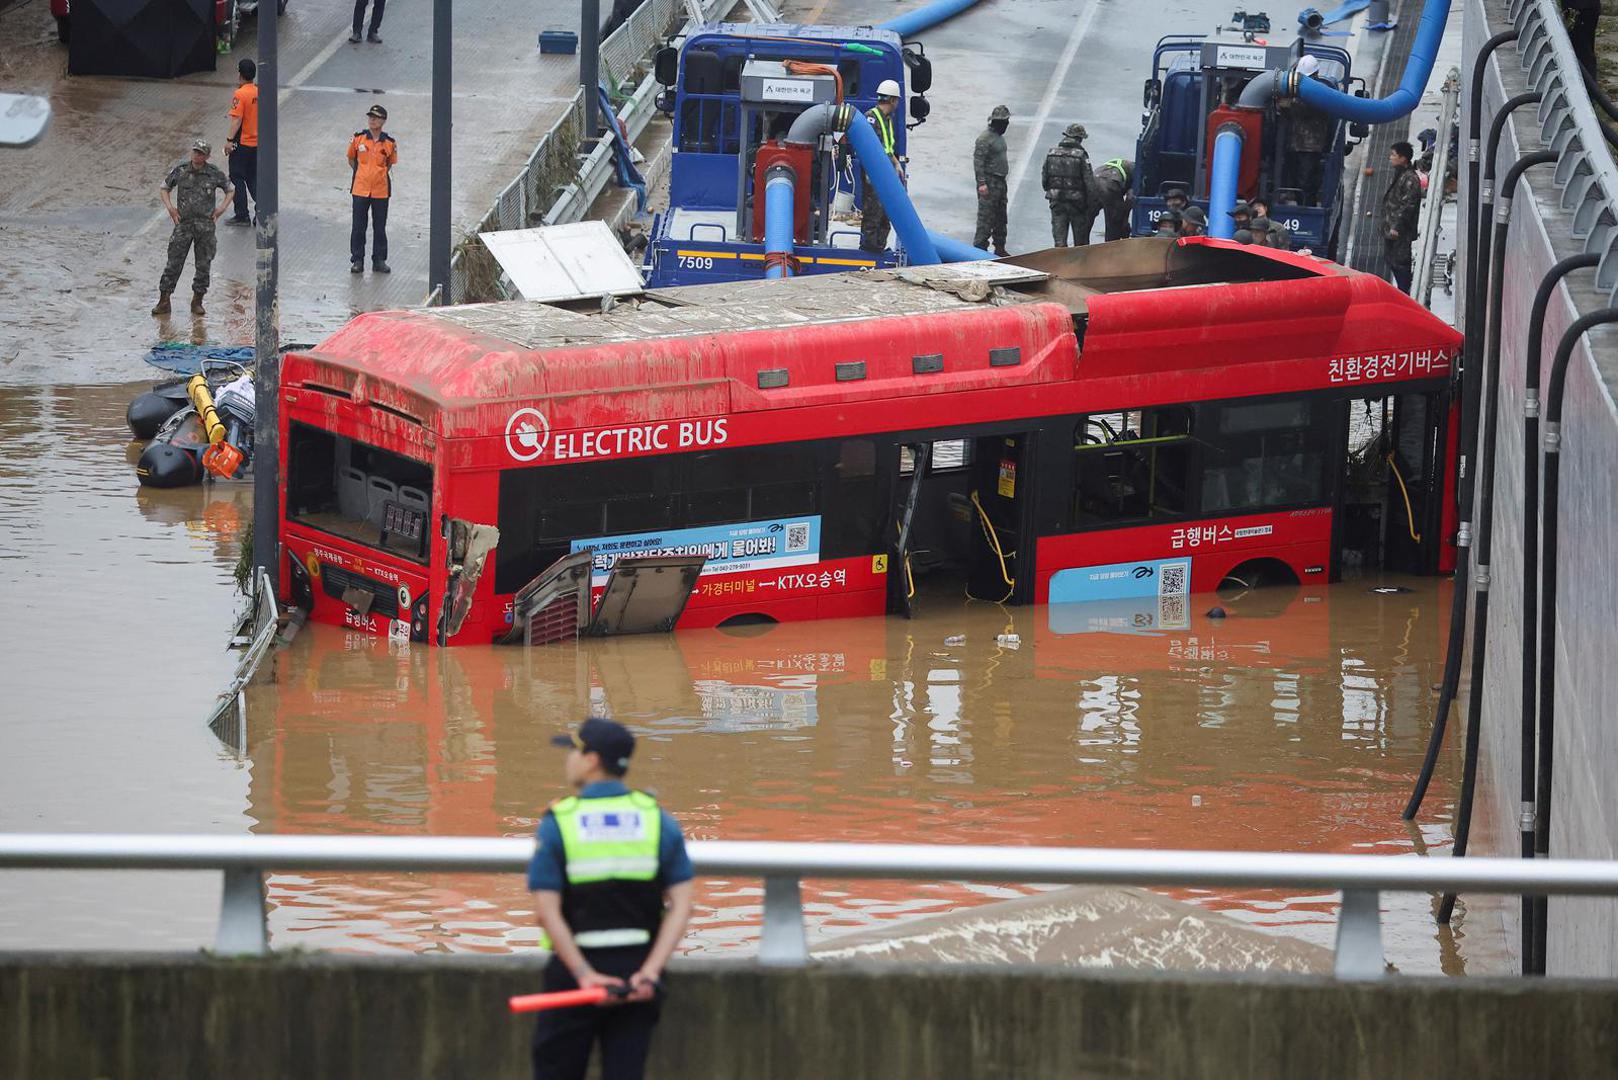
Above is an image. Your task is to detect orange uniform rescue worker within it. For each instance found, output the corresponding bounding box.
[224,58,259,225]
[528,718,694,1080]
[347,104,397,274]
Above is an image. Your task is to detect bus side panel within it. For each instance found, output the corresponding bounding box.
[1033,508,1335,603]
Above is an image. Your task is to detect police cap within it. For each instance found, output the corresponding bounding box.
[552,717,636,775]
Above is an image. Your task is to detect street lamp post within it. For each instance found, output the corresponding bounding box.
[252,0,281,586]
[429,0,452,303]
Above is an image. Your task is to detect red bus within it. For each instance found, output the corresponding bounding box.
[276,238,1462,645]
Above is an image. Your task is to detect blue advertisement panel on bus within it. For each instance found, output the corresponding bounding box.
[572,516,823,585]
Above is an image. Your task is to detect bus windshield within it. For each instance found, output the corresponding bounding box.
[286,421,433,563]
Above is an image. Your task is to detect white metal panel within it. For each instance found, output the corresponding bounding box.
[478,221,645,303]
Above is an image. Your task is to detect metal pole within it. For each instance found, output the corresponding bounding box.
[581,0,601,139]
[252,0,280,585]
[429,0,452,303]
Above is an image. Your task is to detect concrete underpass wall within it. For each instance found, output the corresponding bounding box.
[5,953,1618,1079]
[1464,0,1618,977]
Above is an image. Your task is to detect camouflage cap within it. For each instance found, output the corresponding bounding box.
[1180,205,1207,224]
[1249,216,1273,232]
[191,139,211,156]
[1063,122,1087,139]
[989,105,1011,121]
[1227,200,1253,218]
[1232,228,1255,244]
[1164,186,1188,201]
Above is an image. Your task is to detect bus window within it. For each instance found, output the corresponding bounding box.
[286,421,432,561]
[1072,407,1193,526]
[1201,398,1329,514]
[900,439,972,475]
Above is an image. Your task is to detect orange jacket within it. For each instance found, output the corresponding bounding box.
[347,130,398,199]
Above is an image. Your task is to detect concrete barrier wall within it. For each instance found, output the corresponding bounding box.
[1462,0,1618,977]
[4,953,1618,1079]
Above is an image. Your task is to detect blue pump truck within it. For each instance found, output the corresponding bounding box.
[1130,11,1366,257]
[644,22,932,287]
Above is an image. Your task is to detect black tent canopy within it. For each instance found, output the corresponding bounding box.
[68,0,216,79]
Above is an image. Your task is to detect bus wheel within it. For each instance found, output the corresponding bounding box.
[1217,558,1300,599]
[717,612,778,635]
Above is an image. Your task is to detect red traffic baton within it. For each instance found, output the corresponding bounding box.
[508,987,611,1013]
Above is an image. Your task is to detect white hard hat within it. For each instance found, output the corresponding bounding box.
[1296,54,1320,77]
[876,79,901,99]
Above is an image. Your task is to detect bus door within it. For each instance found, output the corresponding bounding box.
[1337,389,1449,576]
[888,442,929,618]
[966,433,1034,604]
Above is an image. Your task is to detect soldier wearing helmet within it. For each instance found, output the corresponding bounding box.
[858,78,904,254]
[973,104,1011,256]
[1041,121,1096,247]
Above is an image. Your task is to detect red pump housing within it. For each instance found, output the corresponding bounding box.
[751,141,815,242]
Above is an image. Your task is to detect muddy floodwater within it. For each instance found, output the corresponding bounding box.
[0,385,1505,972]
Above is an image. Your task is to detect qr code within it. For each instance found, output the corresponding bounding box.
[1159,562,1188,596]
[785,522,811,553]
[1159,594,1189,629]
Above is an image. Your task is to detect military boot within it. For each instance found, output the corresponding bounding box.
[191,292,206,315]
[151,293,172,315]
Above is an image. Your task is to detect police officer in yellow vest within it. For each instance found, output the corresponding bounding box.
[529,718,694,1080]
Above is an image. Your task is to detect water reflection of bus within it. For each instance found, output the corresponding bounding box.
[245,591,1447,954]
[276,240,1461,645]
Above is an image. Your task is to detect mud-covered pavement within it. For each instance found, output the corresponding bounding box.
[0,0,591,385]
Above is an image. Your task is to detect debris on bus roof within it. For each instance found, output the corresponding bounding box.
[478,221,645,304]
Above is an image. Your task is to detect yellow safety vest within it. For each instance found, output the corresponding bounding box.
[867,107,896,157]
[540,791,663,950]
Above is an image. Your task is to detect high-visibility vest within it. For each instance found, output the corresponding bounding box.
[867,107,896,157]
[1102,158,1129,183]
[540,791,664,950]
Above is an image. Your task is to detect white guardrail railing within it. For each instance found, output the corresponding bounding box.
[437,0,735,305]
[7,835,1618,978]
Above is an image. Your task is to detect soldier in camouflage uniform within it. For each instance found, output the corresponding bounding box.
[154,139,233,316]
[973,105,1011,256]
[1042,122,1096,247]
[1380,140,1423,294]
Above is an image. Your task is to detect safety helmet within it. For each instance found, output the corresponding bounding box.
[876,79,902,100]
[989,105,1011,121]
[1063,122,1087,139]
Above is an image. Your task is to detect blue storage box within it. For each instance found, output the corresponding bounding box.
[539,30,578,54]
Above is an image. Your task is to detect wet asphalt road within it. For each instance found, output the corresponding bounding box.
[792,0,1247,251]
[0,0,594,385]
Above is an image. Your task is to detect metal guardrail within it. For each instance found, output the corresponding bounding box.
[1508,0,1618,298]
[438,0,733,304]
[205,568,279,746]
[8,834,1618,978]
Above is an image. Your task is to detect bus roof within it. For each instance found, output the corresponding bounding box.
[287,239,1460,437]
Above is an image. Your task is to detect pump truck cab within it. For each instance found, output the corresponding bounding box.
[645,23,932,287]
[1132,10,1366,257]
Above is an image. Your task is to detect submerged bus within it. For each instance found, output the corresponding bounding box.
[276,238,1461,645]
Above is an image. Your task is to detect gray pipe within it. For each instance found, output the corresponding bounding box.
[786,102,943,265]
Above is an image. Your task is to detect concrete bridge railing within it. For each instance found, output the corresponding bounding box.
[8,833,1618,978]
